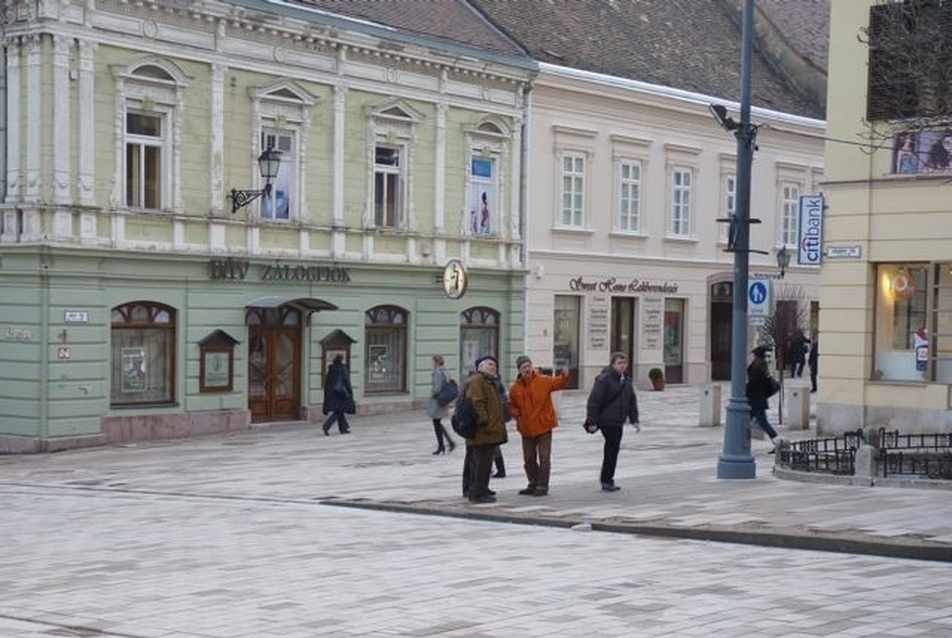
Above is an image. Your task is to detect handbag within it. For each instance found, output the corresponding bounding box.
[435,379,459,407]
[767,377,780,398]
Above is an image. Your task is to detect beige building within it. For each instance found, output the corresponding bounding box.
[523,64,825,390]
[820,0,952,434]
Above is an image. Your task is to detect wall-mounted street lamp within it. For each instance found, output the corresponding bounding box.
[230,148,282,213]
[776,245,791,279]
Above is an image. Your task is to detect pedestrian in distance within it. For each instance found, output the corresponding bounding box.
[747,346,782,453]
[790,329,810,378]
[427,355,456,455]
[508,355,570,497]
[584,352,640,492]
[808,336,818,393]
[461,355,508,504]
[322,354,354,435]
[492,375,510,478]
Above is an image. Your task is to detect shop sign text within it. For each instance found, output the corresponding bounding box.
[209,258,351,284]
[569,277,679,294]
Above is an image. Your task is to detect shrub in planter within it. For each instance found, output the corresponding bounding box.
[648,367,665,390]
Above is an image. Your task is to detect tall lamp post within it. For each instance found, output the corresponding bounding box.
[715,0,759,479]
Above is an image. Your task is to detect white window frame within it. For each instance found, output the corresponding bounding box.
[618,160,642,232]
[365,100,422,231]
[560,152,586,228]
[780,180,801,248]
[468,156,497,236]
[124,110,169,210]
[721,173,736,243]
[669,166,693,237]
[464,118,510,238]
[260,128,295,221]
[374,144,404,229]
[112,58,189,213]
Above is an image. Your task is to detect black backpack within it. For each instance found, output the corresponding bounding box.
[450,396,478,438]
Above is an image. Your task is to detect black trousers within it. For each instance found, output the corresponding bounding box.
[464,444,495,500]
[599,424,624,485]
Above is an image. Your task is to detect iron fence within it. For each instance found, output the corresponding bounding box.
[879,429,952,479]
[776,429,863,476]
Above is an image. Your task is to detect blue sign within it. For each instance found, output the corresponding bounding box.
[749,281,768,305]
[748,279,771,317]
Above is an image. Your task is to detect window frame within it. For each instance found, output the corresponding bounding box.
[780,180,801,248]
[110,301,176,407]
[559,152,586,228]
[617,159,642,233]
[669,166,693,237]
[374,144,404,229]
[364,305,408,394]
[460,306,500,375]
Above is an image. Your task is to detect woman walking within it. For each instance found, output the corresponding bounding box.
[427,355,456,454]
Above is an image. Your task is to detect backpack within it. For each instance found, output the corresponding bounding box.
[435,378,459,407]
[450,396,478,438]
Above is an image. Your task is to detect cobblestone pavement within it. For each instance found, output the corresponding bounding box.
[2,384,951,637]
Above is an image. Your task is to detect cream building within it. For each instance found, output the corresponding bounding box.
[523,65,825,390]
[820,0,952,434]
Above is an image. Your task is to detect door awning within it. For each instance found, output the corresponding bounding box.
[244,296,338,313]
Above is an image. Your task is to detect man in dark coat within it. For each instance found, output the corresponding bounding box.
[747,346,781,452]
[322,355,353,435]
[462,355,508,503]
[808,337,819,393]
[584,352,640,492]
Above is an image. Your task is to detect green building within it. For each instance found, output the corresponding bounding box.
[0,0,535,451]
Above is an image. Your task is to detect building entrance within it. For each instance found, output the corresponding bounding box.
[247,307,302,421]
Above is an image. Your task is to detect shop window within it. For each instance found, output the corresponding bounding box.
[460,307,499,375]
[874,264,929,381]
[111,301,176,406]
[553,295,580,371]
[365,305,408,393]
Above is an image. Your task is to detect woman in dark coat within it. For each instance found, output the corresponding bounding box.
[322,355,353,435]
[585,352,640,492]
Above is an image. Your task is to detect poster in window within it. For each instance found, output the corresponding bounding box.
[369,344,389,381]
[469,158,494,236]
[892,130,952,175]
[121,347,147,393]
[202,350,231,389]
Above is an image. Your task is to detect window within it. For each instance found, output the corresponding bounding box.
[560,153,585,227]
[114,59,187,213]
[721,174,736,243]
[374,146,403,228]
[260,129,294,220]
[365,305,407,393]
[460,307,499,375]
[867,2,952,121]
[670,167,692,237]
[618,160,642,232]
[468,157,496,236]
[874,264,929,382]
[111,302,176,406]
[780,181,801,247]
[892,130,952,174]
[126,112,164,209]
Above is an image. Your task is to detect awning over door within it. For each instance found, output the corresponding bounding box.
[244,296,338,314]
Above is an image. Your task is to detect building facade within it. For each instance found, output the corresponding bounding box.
[0,0,534,451]
[523,65,825,390]
[820,0,952,434]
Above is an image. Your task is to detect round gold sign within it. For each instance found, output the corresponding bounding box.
[442,259,468,300]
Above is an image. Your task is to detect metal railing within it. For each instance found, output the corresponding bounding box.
[776,429,863,476]
[879,429,952,479]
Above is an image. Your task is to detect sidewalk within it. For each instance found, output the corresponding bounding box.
[2,384,950,562]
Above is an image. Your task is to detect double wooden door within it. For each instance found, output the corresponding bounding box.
[248,324,301,421]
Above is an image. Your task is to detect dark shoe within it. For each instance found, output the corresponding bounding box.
[768,447,776,454]
[601,483,620,492]
[531,489,548,497]
[486,489,496,497]
[432,448,445,455]
[492,472,506,479]
[469,494,496,504]
[448,440,456,453]
[340,429,351,434]
[322,426,330,436]
[518,487,536,496]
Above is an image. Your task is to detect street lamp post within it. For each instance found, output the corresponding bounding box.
[716,0,758,479]
[776,245,791,279]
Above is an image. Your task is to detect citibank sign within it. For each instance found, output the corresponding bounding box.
[797,195,824,266]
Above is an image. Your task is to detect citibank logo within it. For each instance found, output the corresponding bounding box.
[797,195,824,266]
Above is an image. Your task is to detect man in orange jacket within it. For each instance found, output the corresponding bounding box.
[508,355,570,496]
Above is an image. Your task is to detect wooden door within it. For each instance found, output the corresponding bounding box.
[248,326,301,421]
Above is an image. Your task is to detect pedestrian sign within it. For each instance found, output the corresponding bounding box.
[748,279,770,317]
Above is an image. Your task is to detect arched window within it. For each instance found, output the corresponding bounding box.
[111,301,176,406]
[365,305,408,393]
[460,307,499,375]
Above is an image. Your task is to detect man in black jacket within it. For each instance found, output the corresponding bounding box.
[585,352,641,492]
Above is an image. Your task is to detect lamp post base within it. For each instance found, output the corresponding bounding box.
[716,398,756,479]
